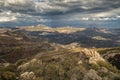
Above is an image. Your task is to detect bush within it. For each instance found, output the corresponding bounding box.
[1,71,16,80]
[4,64,16,72]
[43,63,64,80]
[98,61,118,73]
[89,63,99,70]
[67,66,85,80]
[113,76,120,80]
[16,59,27,66]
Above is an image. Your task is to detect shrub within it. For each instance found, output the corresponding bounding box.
[1,71,16,80]
[5,64,16,72]
[89,63,99,70]
[16,59,27,66]
[113,76,120,80]
[67,66,85,80]
[98,61,118,73]
[43,63,64,80]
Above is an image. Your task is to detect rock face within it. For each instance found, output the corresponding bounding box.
[83,69,102,80]
[103,53,120,69]
[80,48,105,64]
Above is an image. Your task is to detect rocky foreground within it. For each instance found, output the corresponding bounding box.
[0,26,120,80]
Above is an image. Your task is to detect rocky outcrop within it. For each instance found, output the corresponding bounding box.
[19,72,36,80]
[80,48,105,64]
[83,69,102,80]
[103,53,120,69]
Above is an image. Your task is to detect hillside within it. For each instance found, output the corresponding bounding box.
[0,47,120,80]
[0,29,54,63]
[0,26,120,80]
[20,26,120,48]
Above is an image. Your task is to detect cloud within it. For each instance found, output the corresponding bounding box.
[0,0,120,25]
[38,0,120,15]
[0,0,120,15]
[0,16,16,22]
[0,11,17,22]
[0,0,35,12]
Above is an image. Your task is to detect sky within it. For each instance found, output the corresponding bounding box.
[0,0,120,28]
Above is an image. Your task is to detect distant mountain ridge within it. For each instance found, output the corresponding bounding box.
[18,26,120,48]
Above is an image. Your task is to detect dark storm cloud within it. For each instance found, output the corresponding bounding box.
[0,0,120,15]
[46,0,120,15]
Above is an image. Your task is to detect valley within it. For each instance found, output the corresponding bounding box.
[0,26,120,80]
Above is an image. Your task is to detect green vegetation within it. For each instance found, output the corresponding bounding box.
[0,64,17,80]
[1,71,16,80]
[1,50,120,80]
[97,47,120,54]
[98,61,118,73]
